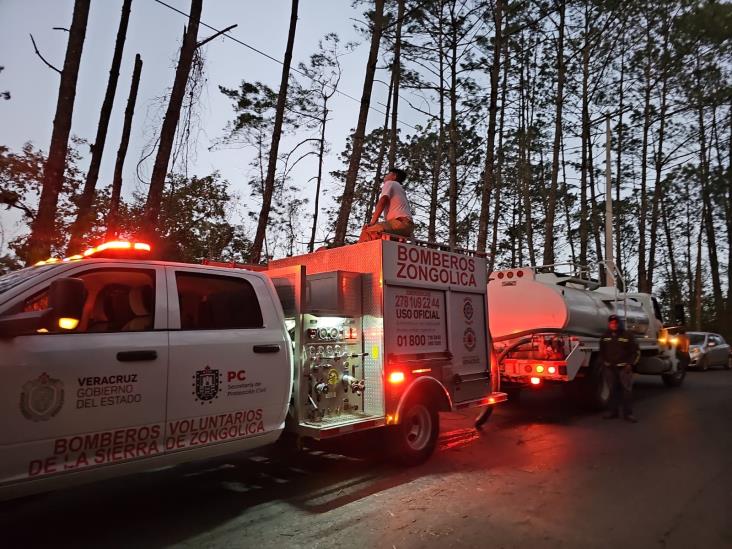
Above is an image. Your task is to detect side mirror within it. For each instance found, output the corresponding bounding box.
[0,277,86,338]
[48,278,86,331]
[674,304,686,326]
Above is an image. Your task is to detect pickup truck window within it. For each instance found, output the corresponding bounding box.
[0,264,59,295]
[175,272,263,330]
[688,333,706,345]
[16,268,156,333]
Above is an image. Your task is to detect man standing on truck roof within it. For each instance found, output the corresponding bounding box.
[359,167,415,242]
[600,314,640,423]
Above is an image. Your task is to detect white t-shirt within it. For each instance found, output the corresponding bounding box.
[380,179,413,221]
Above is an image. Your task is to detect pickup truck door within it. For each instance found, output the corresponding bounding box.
[164,268,291,453]
[0,264,168,487]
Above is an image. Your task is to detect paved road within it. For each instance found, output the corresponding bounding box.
[3,370,731,549]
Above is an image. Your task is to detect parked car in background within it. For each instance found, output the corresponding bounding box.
[688,332,731,371]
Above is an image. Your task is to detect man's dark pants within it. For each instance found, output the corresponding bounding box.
[606,364,633,416]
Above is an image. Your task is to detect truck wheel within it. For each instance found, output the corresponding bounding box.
[390,398,439,466]
[662,352,688,387]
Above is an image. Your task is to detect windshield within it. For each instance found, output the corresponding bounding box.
[0,264,59,295]
[688,333,706,345]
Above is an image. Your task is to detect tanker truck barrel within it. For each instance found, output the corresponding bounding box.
[488,268,650,341]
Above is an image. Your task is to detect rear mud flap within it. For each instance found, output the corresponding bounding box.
[565,341,590,381]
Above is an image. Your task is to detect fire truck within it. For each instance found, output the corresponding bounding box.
[0,237,505,499]
[487,264,689,408]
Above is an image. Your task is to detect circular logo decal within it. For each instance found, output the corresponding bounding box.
[463,328,476,352]
[463,298,474,323]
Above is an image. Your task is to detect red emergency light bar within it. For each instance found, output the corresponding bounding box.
[35,240,152,266]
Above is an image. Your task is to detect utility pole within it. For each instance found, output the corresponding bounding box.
[605,113,615,288]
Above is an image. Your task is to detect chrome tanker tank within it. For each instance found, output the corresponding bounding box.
[488,268,650,341]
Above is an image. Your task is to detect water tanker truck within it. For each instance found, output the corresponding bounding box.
[487,265,689,409]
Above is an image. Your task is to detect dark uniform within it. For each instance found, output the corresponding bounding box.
[599,320,640,419]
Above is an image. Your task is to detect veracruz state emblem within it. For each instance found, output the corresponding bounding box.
[20,372,65,421]
[193,366,220,404]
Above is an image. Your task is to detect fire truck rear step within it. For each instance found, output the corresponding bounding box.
[299,414,386,439]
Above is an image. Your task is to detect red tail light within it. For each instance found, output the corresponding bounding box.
[388,371,405,384]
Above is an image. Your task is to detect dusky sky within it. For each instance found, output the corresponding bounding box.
[0,0,423,251]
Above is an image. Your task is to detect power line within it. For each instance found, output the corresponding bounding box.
[151,0,421,131]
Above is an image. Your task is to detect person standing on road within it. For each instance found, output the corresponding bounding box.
[600,314,640,423]
[359,168,414,242]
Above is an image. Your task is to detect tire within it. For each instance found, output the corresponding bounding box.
[662,352,688,387]
[699,356,709,372]
[726,355,731,370]
[389,398,439,466]
[474,405,494,429]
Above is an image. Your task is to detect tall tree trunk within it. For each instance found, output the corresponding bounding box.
[542,0,565,265]
[685,177,694,314]
[428,108,444,243]
[477,0,503,254]
[517,186,524,266]
[518,32,535,265]
[587,138,605,283]
[334,0,385,245]
[428,3,446,243]
[726,102,732,326]
[488,19,510,273]
[693,210,704,330]
[561,136,577,265]
[308,100,329,253]
[615,41,625,279]
[68,0,132,252]
[249,0,299,262]
[660,181,681,310]
[447,9,459,250]
[387,0,405,168]
[637,21,653,292]
[698,95,724,322]
[365,70,393,223]
[579,35,590,271]
[142,0,202,237]
[27,0,91,264]
[646,34,669,291]
[106,53,142,238]
[511,194,519,266]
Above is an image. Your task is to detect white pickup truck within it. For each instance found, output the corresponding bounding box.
[0,238,505,499]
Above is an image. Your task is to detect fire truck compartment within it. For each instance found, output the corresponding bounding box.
[266,239,500,438]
